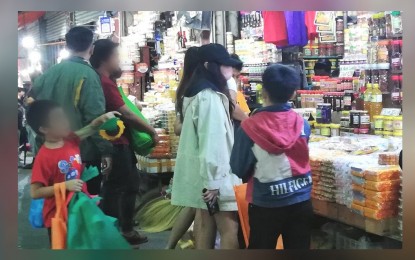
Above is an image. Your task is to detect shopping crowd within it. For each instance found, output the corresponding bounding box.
[24,26,313,250]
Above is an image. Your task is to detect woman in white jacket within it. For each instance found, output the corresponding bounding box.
[171,44,242,249]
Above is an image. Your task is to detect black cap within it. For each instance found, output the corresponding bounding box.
[198,43,242,67]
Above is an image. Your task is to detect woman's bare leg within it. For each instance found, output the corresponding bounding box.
[165,207,197,249]
[194,209,217,249]
[214,211,239,249]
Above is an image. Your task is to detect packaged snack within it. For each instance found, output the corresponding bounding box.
[352,175,365,186]
[364,179,401,192]
[352,199,365,207]
[378,152,399,165]
[364,207,398,220]
[363,166,401,181]
[352,184,365,193]
[351,203,364,215]
[365,199,397,211]
[365,190,400,202]
[351,167,364,177]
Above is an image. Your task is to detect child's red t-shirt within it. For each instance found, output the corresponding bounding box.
[31,135,87,228]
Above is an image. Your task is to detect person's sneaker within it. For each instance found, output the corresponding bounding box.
[122,230,148,248]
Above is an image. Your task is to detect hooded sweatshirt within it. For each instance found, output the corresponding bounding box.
[230,103,312,208]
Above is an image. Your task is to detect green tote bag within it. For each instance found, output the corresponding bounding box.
[118,87,154,156]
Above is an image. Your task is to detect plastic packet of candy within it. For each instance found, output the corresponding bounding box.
[364,207,398,220]
[363,166,401,182]
[352,175,365,186]
[365,190,400,202]
[364,179,401,192]
[365,199,397,211]
[352,184,365,193]
[378,152,399,166]
[351,203,364,215]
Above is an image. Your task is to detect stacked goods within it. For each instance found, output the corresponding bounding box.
[310,157,337,202]
[351,166,401,220]
[137,156,176,174]
[378,152,399,166]
[149,132,172,159]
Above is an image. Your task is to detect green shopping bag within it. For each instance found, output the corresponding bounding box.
[118,87,154,156]
[66,166,131,249]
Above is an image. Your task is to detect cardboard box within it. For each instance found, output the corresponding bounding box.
[337,205,366,230]
[312,199,338,220]
[365,218,397,236]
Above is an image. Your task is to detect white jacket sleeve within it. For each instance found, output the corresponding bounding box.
[193,90,230,190]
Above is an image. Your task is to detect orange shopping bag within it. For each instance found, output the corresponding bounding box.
[51,182,68,249]
[234,183,283,249]
[236,91,251,114]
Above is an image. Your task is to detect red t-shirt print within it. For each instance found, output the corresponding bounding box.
[100,75,129,145]
[31,135,86,228]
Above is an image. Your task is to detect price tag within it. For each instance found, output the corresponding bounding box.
[381,108,401,116]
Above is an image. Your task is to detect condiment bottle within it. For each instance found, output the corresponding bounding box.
[370,83,383,120]
[359,111,371,134]
[363,84,373,116]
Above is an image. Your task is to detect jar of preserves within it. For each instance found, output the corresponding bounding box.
[340,117,350,128]
[326,44,335,56]
[314,123,321,135]
[316,103,332,124]
[330,124,340,137]
[336,31,344,43]
[343,90,354,111]
[319,43,327,56]
[393,116,403,131]
[377,40,390,63]
[312,46,319,56]
[321,124,331,137]
[383,116,394,132]
[350,110,360,128]
[373,115,384,131]
[335,43,344,56]
[359,111,371,134]
[336,19,344,31]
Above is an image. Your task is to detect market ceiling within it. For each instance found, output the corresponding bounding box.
[18,11,46,29]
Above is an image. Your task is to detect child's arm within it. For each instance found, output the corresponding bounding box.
[30,179,84,199]
[74,111,121,140]
[230,127,257,180]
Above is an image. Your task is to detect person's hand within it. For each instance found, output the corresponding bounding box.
[65,179,84,192]
[101,156,113,177]
[92,111,122,127]
[202,189,219,204]
[151,132,160,145]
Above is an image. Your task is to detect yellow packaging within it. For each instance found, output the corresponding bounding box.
[373,115,384,130]
[393,116,403,131]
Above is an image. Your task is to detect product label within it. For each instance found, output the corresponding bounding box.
[374,120,383,129]
[393,121,403,130]
[370,94,382,103]
[344,96,352,106]
[353,115,360,125]
[391,92,400,101]
[364,93,372,102]
[316,109,322,119]
[392,58,401,67]
[321,127,330,136]
[360,115,370,124]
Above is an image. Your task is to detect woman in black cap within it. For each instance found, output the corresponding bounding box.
[172,43,242,249]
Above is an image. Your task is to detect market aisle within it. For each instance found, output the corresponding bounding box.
[18,166,171,249]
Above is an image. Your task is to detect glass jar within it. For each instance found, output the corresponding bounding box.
[326,44,335,56]
[316,103,332,124]
[359,111,371,134]
[321,124,331,137]
[377,40,390,63]
[373,115,384,131]
[343,90,354,111]
[319,43,327,56]
[312,46,319,56]
[350,110,360,128]
[393,116,403,131]
[330,124,340,137]
[336,31,344,43]
[378,63,389,93]
[315,123,321,135]
[340,117,350,127]
[391,40,402,71]
[374,130,383,136]
[304,47,312,56]
[335,43,344,56]
[383,116,394,132]
[336,19,344,31]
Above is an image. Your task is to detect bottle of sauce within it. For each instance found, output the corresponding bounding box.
[359,111,371,134]
[343,90,354,111]
[364,84,373,116]
[391,75,402,106]
[370,83,383,120]
[391,40,402,72]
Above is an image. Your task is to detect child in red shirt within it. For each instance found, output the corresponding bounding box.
[26,100,119,244]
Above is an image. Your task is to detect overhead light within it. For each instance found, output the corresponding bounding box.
[29,51,41,63]
[22,36,35,49]
[59,49,70,59]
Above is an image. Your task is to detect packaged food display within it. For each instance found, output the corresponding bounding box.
[365,199,396,211]
[365,190,400,202]
[378,153,399,165]
[364,179,401,192]
[351,203,364,215]
[363,166,401,181]
[364,207,398,220]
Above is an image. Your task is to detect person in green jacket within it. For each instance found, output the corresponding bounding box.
[30,27,112,195]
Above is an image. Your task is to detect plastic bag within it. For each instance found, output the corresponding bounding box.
[378,153,399,166]
[364,207,398,220]
[365,199,397,211]
[29,198,44,228]
[351,203,364,215]
[363,166,401,182]
[364,179,401,192]
[365,190,400,202]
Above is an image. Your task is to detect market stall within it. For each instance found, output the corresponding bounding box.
[115,10,403,249]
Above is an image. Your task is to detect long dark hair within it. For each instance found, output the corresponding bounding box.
[178,61,234,122]
[176,47,200,116]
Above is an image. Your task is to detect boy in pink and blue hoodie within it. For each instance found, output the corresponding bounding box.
[230,64,312,249]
